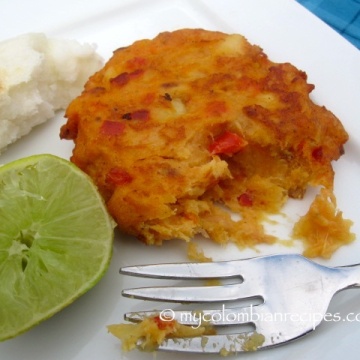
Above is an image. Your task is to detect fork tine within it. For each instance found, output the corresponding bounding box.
[120,259,244,279]
[122,282,262,303]
[125,305,261,326]
[157,331,272,354]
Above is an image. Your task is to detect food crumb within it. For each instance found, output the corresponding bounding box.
[187,242,212,262]
[293,188,355,258]
[108,315,215,352]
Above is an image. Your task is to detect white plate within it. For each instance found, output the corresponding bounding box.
[1,0,360,359]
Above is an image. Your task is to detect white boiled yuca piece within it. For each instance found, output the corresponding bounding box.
[0,33,103,154]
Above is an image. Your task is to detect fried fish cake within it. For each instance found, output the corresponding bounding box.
[60,29,349,249]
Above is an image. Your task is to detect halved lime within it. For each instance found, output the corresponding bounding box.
[0,154,115,341]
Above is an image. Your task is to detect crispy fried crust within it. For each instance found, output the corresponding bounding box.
[60,29,349,247]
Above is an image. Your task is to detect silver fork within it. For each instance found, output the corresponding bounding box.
[120,254,360,354]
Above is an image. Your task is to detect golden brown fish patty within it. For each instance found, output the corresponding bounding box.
[60,29,348,246]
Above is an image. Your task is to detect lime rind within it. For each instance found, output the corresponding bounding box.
[0,154,115,341]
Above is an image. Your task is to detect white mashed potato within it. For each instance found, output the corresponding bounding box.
[0,33,103,154]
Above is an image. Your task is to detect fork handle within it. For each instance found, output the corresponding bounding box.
[336,263,360,289]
